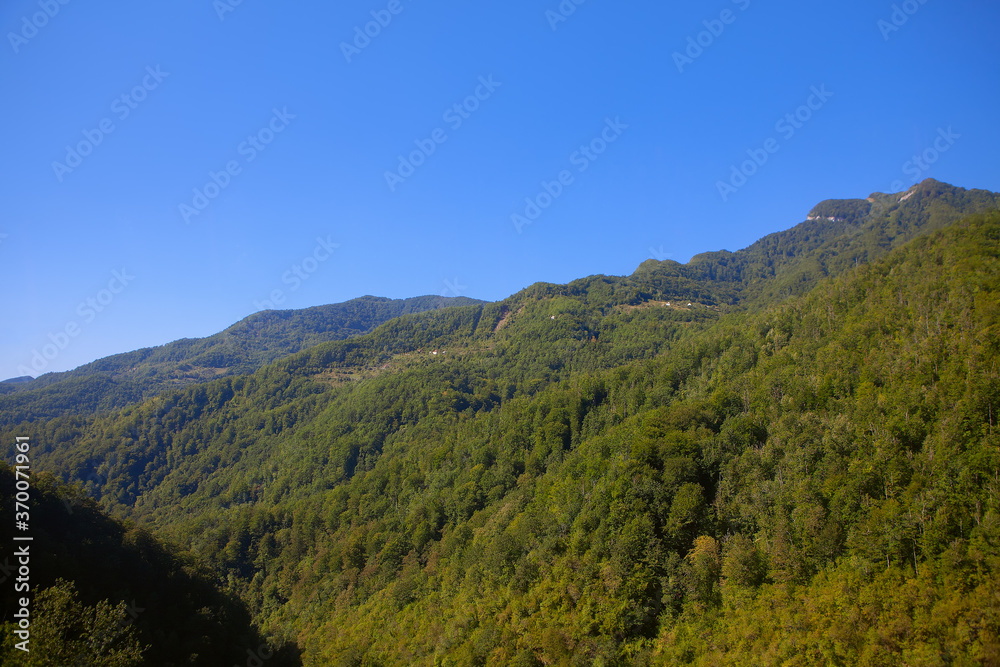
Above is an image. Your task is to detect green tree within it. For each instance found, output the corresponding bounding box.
[6,580,146,667]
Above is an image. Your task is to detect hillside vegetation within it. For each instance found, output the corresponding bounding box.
[0,295,481,425]
[2,181,998,665]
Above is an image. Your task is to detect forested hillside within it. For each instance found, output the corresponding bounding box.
[0,295,481,425]
[2,183,998,665]
[6,179,996,430]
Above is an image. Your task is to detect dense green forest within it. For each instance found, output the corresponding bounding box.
[2,180,998,665]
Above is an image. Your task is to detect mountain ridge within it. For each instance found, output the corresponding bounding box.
[635,178,999,306]
[2,180,998,665]
[0,294,482,423]
[6,206,996,665]
[5,179,997,427]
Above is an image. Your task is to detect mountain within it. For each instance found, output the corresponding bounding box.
[6,179,993,428]
[2,181,998,665]
[0,295,482,425]
[633,178,1000,306]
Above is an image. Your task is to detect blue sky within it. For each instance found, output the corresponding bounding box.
[2,0,998,380]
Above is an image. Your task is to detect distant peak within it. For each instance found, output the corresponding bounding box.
[869,178,957,200]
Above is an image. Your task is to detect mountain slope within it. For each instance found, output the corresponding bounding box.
[4,179,992,430]
[0,295,481,424]
[4,203,998,664]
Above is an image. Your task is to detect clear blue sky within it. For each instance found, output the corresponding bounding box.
[2,0,998,380]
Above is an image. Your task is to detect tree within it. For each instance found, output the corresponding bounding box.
[4,579,146,667]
